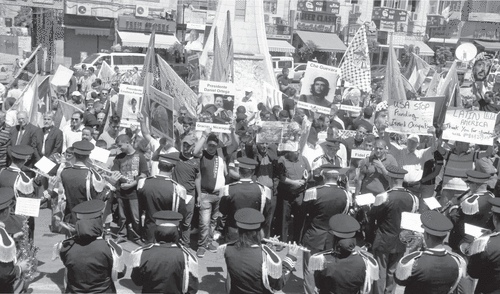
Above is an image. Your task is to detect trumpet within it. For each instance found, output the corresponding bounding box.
[89,164,130,182]
[28,168,51,179]
[262,238,310,252]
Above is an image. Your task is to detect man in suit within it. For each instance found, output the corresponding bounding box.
[41,112,63,158]
[9,111,42,176]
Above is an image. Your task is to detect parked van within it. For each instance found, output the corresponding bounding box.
[272,57,294,79]
[73,52,146,72]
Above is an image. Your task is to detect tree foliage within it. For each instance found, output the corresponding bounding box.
[14,7,32,28]
[297,40,318,62]
[434,46,453,66]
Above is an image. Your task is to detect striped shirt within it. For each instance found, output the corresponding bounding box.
[0,126,10,169]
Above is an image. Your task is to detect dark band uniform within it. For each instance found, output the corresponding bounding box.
[448,171,494,251]
[130,211,199,294]
[137,153,189,243]
[59,141,106,224]
[219,158,272,242]
[309,214,379,294]
[0,190,25,293]
[395,211,465,294]
[302,164,351,252]
[467,198,500,294]
[54,200,125,293]
[219,208,297,294]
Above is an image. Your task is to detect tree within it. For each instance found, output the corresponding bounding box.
[14,7,32,28]
[297,40,318,62]
[434,46,453,67]
[401,44,420,68]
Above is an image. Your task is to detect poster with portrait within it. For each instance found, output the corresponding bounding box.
[299,61,340,112]
[278,121,302,152]
[187,54,200,88]
[185,28,205,53]
[116,84,143,128]
[150,86,174,142]
[197,80,235,134]
[256,121,283,143]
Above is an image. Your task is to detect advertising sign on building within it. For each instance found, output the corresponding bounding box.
[297,0,340,14]
[372,7,408,22]
[296,11,337,33]
[3,0,64,10]
[266,24,292,40]
[117,15,176,34]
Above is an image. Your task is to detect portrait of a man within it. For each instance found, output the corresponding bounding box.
[299,76,332,108]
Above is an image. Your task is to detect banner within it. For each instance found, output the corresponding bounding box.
[296,101,330,115]
[97,61,114,89]
[116,84,143,128]
[197,80,235,133]
[256,121,283,143]
[387,100,435,135]
[150,86,174,142]
[443,108,497,145]
[299,61,339,106]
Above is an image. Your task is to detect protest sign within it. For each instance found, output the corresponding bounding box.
[339,104,362,113]
[443,108,497,145]
[419,96,446,124]
[50,65,73,87]
[187,54,200,87]
[296,101,330,115]
[256,121,283,143]
[116,84,143,128]
[299,62,339,105]
[97,61,114,89]
[351,149,371,159]
[197,80,235,133]
[278,121,302,152]
[387,100,435,136]
[150,86,175,141]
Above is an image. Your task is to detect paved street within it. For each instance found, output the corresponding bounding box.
[28,208,306,294]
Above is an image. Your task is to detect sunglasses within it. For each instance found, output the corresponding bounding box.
[71,118,79,121]
[180,113,187,116]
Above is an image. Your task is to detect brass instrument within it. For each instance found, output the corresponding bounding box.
[16,216,39,282]
[437,189,471,214]
[28,168,51,179]
[262,238,310,252]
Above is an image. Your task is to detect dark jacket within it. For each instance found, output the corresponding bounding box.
[42,126,63,157]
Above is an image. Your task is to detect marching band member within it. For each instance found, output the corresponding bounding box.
[219,158,272,243]
[308,214,379,294]
[130,211,199,293]
[395,211,466,293]
[54,200,125,293]
[218,208,299,294]
[368,165,419,294]
[467,198,500,294]
[302,164,351,294]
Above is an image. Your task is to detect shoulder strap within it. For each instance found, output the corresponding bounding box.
[357,249,379,294]
[441,150,453,176]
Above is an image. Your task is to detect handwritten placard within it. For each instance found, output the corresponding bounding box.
[15,197,41,217]
[356,193,375,206]
[351,149,371,159]
[443,108,498,145]
[387,100,435,136]
[35,156,56,174]
[296,101,330,115]
[400,212,424,233]
[195,122,231,134]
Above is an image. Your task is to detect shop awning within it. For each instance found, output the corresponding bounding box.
[378,44,404,49]
[428,38,459,44]
[117,30,179,49]
[296,31,347,53]
[267,39,295,53]
[475,40,500,51]
[64,25,110,36]
[406,40,434,56]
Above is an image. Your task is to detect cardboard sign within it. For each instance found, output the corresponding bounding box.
[351,149,371,159]
[400,212,424,233]
[256,121,283,143]
[117,84,143,128]
[296,101,330,115]
[198,81,235,132]
[15,197,41,217]
[387,100,435,136]
[443,108,497,145]
[299,61,340,104]
[199,80,235,95]
[195,122,231,134]
[150,87,175,141]
[339,104,362,113]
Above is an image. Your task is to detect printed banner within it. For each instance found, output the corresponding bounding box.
[351,149,371,159]
[256,121,283,143]
[150,86,175,141]
[117,84,143,128]
[387,100,435,135]
[296,101,330,115]
[299,62,339,107]
[197,80,235,132]
[443,108,497,145]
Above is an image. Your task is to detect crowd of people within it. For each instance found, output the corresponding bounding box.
[0,53,499,294]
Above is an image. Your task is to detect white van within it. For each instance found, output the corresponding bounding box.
[272,57,294,79]
[73,52,146,72]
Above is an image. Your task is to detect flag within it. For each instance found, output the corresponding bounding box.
[33,76,51,127]
[98,61,114,89]
[436,61,462,125]
[11,74,38,123]
[382,39,407,101]
[158,56,198,117]
[425,71,441,97]
[340,26,371,92]
[441,5,451,20]
[53,100,84,131]
[404,53,431,92]
[210,28,224,82]
[137,28,161,119]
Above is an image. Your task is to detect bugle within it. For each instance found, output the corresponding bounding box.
[262,238,310,252]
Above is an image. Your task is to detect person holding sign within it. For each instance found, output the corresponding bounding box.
[308,214,379,294]
[302,164,351,294]
[368,166,419,294]
[394,211,465,293]
[467,198,500,294]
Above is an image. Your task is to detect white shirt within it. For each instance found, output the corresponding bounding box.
[7,88,22,99]
[5,110,16,127]
[389,142,434,182]
[62,124,84,153]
